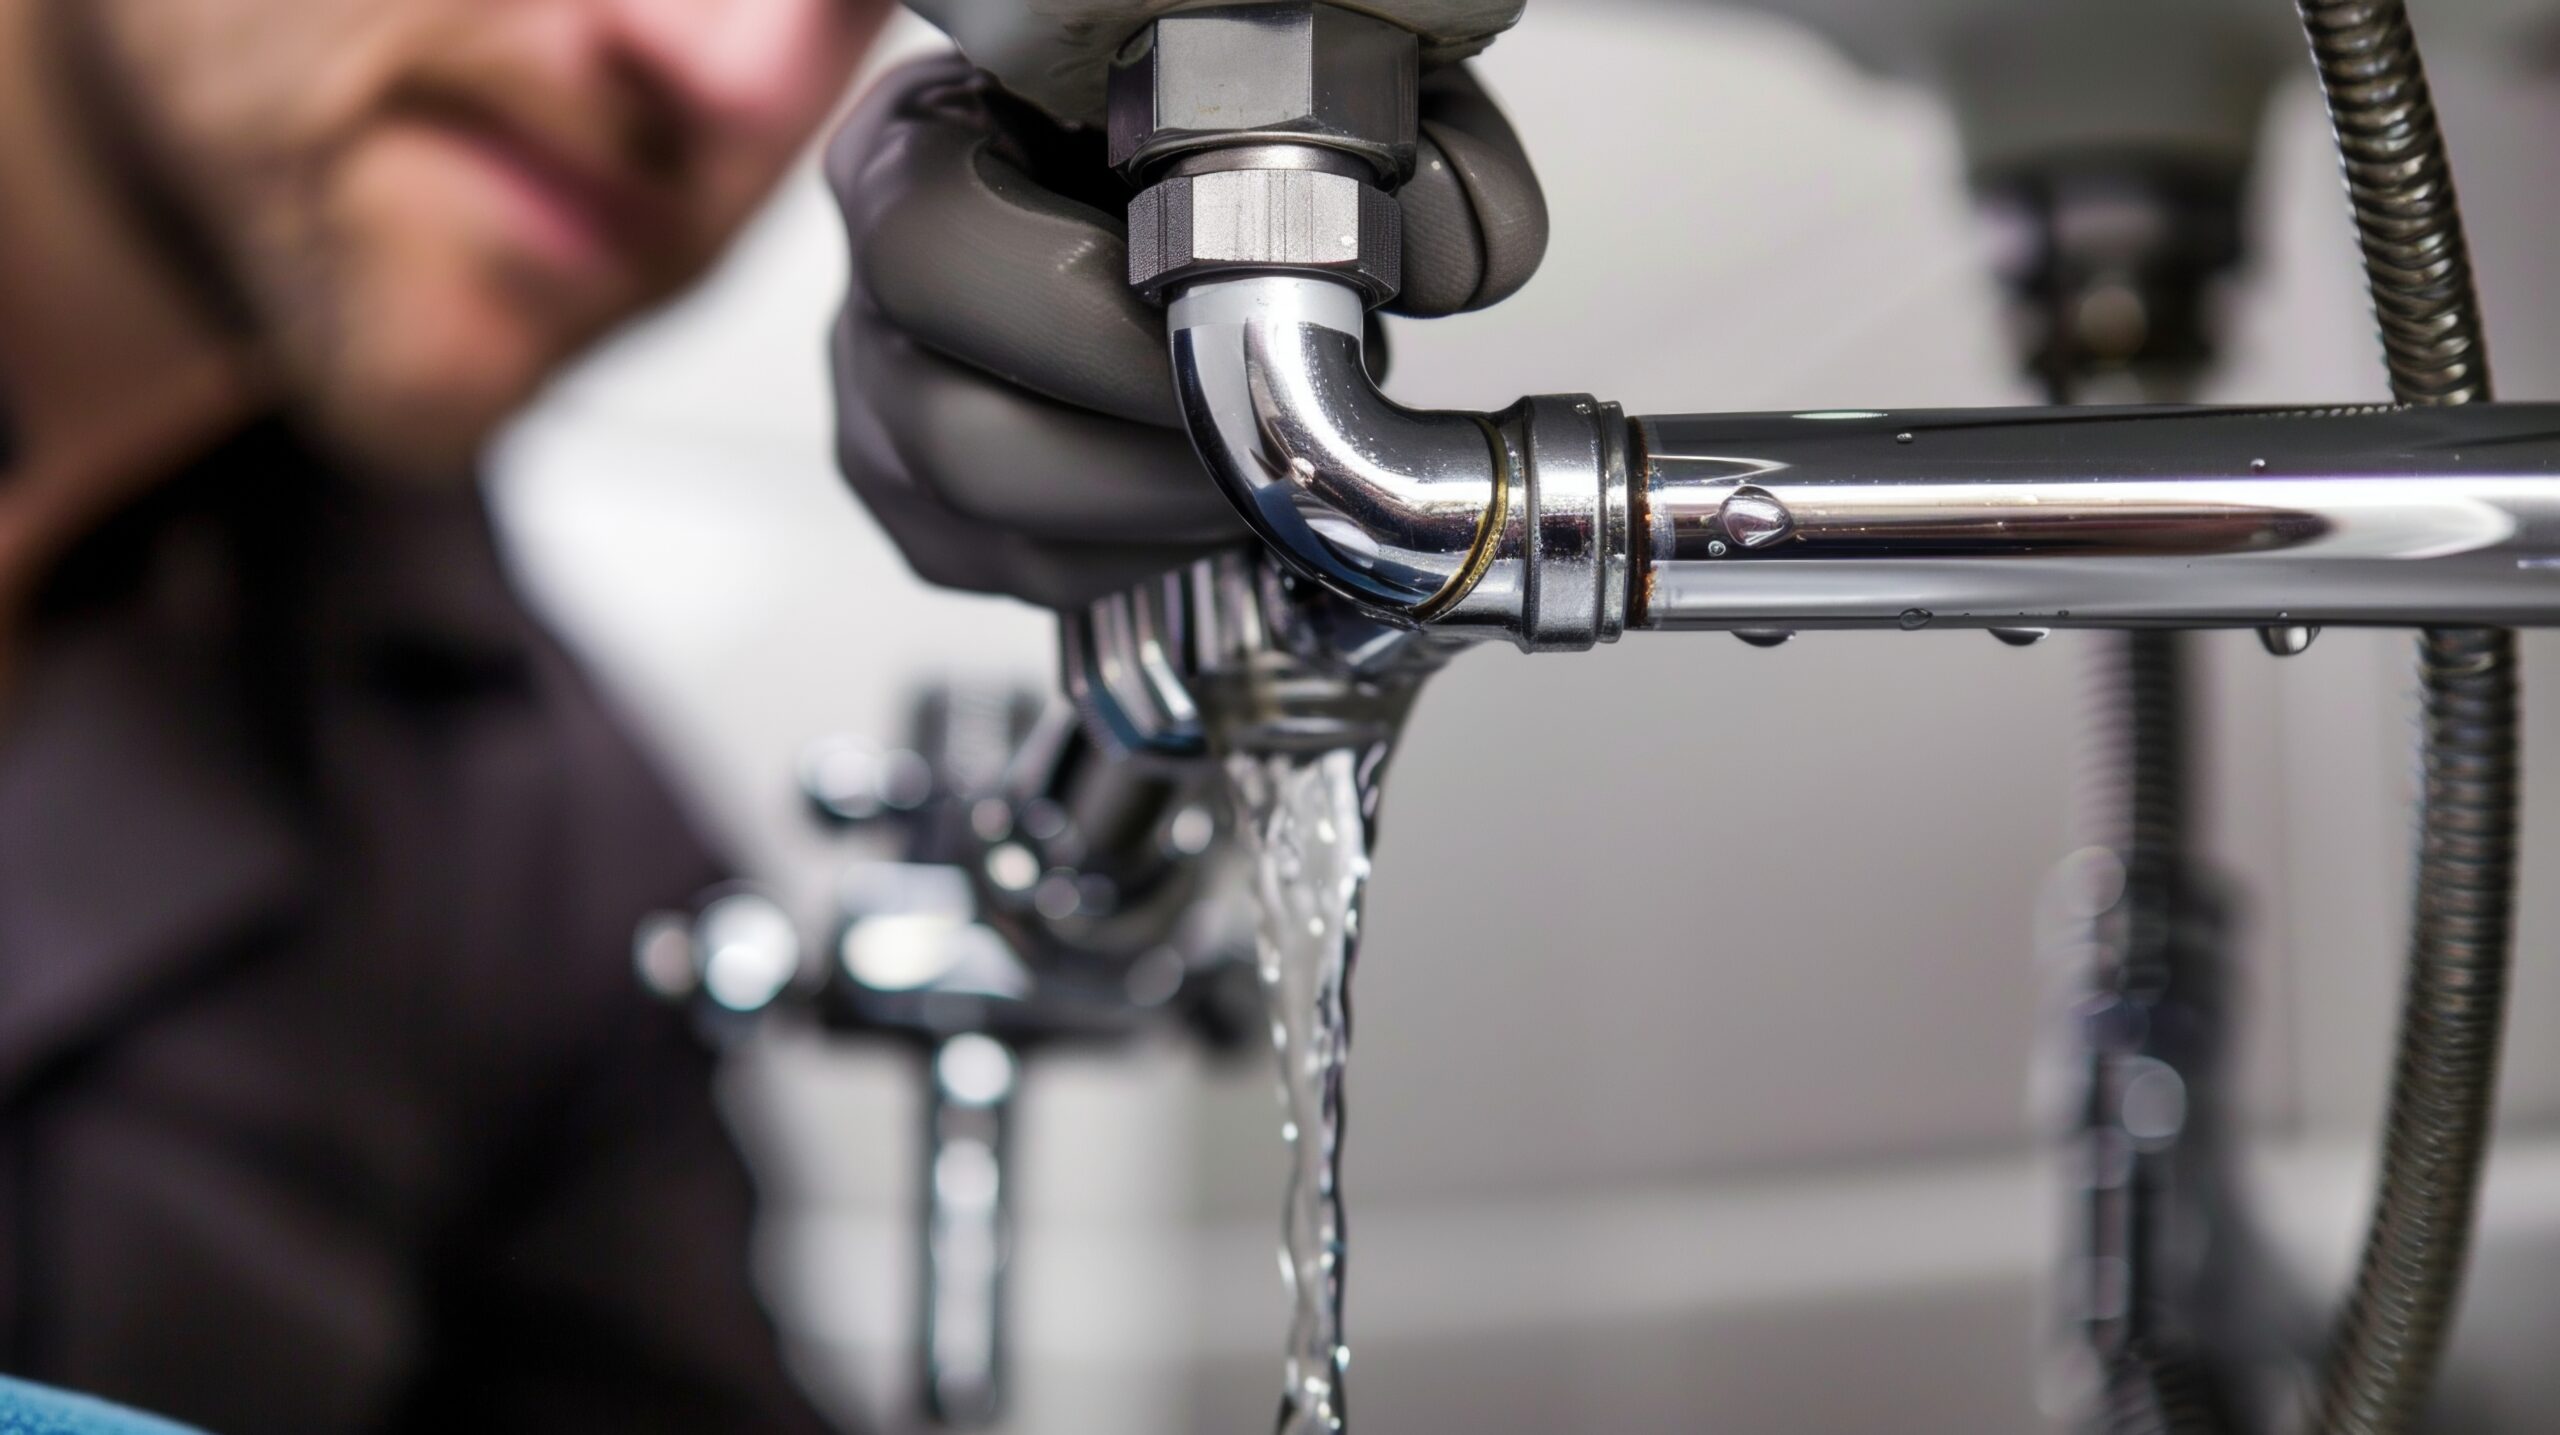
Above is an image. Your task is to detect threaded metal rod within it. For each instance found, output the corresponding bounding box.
[2296,2,2521,1430]
[2084,630,2242,1435]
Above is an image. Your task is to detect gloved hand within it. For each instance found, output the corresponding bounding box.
[827,48,1548,610]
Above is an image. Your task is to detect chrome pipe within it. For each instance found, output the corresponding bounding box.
[1169,277,1496,615]
[1165,274,2560,645]
[1635,404,2560,630]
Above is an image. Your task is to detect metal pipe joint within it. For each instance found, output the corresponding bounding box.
[1166,276,1627,649]
[1165,268,2560,647]
[1106,2,1631,655]
[1100,0,2560,670]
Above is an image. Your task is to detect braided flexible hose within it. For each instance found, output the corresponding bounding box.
[2294,3,2521,1430]
[2101,631,2191,998]
[2298,0,2489,407]
[2315,626,2519,1433]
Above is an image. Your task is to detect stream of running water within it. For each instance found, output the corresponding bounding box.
[1223,740,1395,1435]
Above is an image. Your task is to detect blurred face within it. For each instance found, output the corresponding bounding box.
[72,0,891,479]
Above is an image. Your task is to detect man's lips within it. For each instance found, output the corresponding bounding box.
[390,90,675,279]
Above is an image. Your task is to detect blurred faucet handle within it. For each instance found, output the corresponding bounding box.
[631,885,808,1019]
[799,732,937,828]
[1059,564,1210,762]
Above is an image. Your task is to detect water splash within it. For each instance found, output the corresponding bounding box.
[1225,741,1392,1435]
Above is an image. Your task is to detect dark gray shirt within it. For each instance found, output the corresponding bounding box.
[0,417,837,1435]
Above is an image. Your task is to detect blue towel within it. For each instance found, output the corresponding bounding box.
[0,1378,199,1435]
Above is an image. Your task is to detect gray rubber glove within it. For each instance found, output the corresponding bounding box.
[827,52,1548,610]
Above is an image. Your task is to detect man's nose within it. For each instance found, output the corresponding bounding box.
[591,0,873,140]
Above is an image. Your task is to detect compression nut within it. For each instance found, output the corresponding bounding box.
[1106,1,1420,182]
[1126,168,1402,307]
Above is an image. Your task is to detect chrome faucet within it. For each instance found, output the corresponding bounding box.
[640,683,1260,1428]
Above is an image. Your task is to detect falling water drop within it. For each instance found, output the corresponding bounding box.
[1991,627,2051,647]
[1734,629,1795,648]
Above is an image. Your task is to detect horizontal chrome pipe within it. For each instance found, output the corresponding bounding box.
[1638,405,2560,630]
[1166,273,2560,642]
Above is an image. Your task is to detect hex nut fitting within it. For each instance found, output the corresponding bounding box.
[1107,2,1420,181]
[1127,167,1402,306]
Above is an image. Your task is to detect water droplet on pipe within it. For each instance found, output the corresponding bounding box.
[2259,624,2320,656]
[1717,488,1796,549]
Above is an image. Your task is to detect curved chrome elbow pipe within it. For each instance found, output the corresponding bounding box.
[1167,275,1632,650]
[1167,277,1490,614]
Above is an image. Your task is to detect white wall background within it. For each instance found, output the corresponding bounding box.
[489,3,2560,1429]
